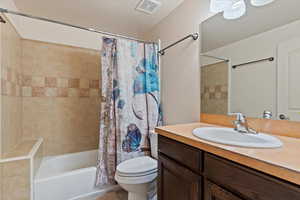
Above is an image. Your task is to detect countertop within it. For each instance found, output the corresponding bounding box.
[155,122,300,186]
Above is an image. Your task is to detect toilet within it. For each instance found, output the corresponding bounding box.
[115,132,158,200]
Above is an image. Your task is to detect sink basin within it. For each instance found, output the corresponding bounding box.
[192,127,282,148]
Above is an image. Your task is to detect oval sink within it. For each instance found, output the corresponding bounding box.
[192,127,282,148]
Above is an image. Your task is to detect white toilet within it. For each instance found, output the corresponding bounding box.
[115,133,158,200]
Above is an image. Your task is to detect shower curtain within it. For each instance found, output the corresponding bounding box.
[96,37,162,185]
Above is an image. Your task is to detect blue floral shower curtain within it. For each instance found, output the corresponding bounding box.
[96,37,162,185]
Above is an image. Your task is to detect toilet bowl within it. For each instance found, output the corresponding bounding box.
[115,132,158,200]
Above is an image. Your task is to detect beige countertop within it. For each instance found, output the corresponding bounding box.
[155,122,300,186]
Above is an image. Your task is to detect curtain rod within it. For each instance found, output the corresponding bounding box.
[232,57,274,69]
[200,54,229,62]
[0,8,156,44]
[158,33,199,55]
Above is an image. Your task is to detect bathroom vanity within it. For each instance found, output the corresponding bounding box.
[156,123,300,200]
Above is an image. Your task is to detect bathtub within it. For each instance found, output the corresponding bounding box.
[34,150,119,200]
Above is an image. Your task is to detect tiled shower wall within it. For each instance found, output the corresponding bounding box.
[0,14,101,200]
[0,14,30,200]
[201,61,228,115]
[0,14,23,157]
[1,15,101,157]
[21,40,101,156]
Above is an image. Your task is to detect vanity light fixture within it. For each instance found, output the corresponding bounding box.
[210,0,232,13]
[223,0,246,20]
[210,0,275,20]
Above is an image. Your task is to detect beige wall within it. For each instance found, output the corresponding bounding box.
[21,40,100,156]
[145,0,213,125]
[0,14,23,158]
[201,61,228,115]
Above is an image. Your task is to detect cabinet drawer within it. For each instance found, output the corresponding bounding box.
[158,135,202,173]
[204,153,300,200]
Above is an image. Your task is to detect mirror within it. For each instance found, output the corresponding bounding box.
[200,0,300,122]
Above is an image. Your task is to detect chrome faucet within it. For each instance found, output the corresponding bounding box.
[263,110,273,119]
[229,113,258,134]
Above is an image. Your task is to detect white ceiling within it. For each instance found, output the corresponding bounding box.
[12,0,184,38]
[202,0,300,52]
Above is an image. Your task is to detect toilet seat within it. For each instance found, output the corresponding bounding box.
[116,168,158,177]
[115,156,158,184]
[117,156,157,174]
[115,170,157,184]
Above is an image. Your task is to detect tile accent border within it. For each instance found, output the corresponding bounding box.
[1,67,22,97]
[1,67,100,97]
[201,84,228,100]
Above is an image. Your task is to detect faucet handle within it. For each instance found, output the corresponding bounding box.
[228,112,245,122]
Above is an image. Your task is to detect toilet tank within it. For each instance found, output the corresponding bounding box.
[149,131,158,159]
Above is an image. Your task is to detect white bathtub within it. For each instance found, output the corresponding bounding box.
[34,150,119,200]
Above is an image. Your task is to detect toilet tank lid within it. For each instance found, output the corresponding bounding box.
[117,156,157,174]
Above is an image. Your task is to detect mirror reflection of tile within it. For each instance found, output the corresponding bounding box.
[201,61,228,115]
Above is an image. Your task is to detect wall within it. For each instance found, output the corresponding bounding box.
[0,0,104,50]
[202,19,300,119]
[0,14,23,158]
[21,39,100,156]
[145,0,214,125]
[201,61,228,115]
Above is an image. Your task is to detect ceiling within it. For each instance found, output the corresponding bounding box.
[12,0,184,38]
[202,0,300,52]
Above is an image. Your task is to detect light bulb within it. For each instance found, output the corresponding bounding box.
[223,0,246,20]
[251,0,275,6]
[210,0,232,13]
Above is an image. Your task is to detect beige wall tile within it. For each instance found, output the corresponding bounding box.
[45,88,58,97]
[2,176,30,200]
[31,76,45,87]
[32,87,45,97]
[90,89,100,97]
[79,88,89,97]
[57,88,68,97]
[80,78,90,88]
[45,77,57,87]
[89,80,99,88]
[2,159,30,178]
[22,98,55,141]
[21,40,100,79]
[22,86,32,97]
[22,95,100,156]
[68,88,79,97]
[0,15,23,157]
[22,75,32,86]
[2,159,30,200]
[68,78,80,88]
[1,96,23,156]
[57,78,68,88]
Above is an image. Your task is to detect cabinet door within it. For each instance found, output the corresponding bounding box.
[158,154,202,200]
[204,180,244,200]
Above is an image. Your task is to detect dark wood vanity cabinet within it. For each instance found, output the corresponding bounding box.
[158,135,300,200]
[158,155,202,200]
